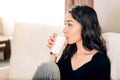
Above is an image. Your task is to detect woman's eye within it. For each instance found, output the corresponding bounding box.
[68,23,72,27]
[64,22,73,27]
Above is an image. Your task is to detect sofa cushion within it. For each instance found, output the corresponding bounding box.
[0,66,9,79]
[9,22,58,79]
[102,32,120,80]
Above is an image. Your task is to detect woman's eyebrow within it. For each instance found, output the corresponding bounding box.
[64,20,73,23]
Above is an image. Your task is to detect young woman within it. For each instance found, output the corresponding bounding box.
[32,5,110,80]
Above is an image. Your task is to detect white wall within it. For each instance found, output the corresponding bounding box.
[94,0,120,33]
[0,18,2,35]
[0,0,64,36]
[0,0,64,25]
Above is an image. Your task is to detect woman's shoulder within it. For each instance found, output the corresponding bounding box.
[92,52,110,65]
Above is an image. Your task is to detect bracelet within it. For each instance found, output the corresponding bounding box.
[50,52,53,55]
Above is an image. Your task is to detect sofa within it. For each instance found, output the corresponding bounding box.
[0,22,120,80]
[102,32,120,80]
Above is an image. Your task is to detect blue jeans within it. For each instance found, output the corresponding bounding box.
[32,62,60,80]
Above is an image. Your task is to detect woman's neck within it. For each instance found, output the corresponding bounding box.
[76,40,98,56]
[76,40,86,55]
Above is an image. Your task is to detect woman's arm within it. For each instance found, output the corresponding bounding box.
[47,33,58,63]
[49,54,57,63]
[93,53,110,80]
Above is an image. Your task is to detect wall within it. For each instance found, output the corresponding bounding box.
[0,18,3,35]
[94,0,120,33]
[0,0,64,36]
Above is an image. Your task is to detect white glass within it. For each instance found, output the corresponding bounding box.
[50,26,66,54]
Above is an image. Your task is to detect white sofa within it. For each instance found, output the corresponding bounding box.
[0,22,58,80]
[0,22,120,80]
[102,32,120,80]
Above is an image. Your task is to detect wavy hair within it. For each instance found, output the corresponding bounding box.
[62,5,106,59]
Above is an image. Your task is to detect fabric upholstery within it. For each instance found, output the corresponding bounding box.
[103,32,120,80]
[9,22,58,80]
[0,66,9,80]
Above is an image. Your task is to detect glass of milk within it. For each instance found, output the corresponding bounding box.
[50,26,66,55]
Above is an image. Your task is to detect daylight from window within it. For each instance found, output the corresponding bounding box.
[0,0,64,26]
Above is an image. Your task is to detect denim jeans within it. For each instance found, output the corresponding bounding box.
[32,62,60,80]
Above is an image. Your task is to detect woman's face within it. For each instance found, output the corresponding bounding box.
[64,13,82,44]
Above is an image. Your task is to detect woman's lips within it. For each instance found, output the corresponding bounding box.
[65,36,69,41]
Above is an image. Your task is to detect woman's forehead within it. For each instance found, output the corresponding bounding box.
[64,13,74,22]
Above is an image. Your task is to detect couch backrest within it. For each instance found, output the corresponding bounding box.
[103,32,120,80]
[9,22,58,80]
[9,22,120,80]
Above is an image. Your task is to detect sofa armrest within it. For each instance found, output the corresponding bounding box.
[0,66,10,80]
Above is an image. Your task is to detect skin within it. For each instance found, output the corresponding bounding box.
[47,12,98,70]
[63,12,82,45]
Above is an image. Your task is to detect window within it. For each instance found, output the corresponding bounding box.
[0,0,65,26]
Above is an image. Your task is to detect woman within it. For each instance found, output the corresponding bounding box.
[32,5,110,80]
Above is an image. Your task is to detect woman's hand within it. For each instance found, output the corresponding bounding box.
[47,33,57,49]
[47,33,57,62]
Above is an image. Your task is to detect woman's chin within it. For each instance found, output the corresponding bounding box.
[67,41,75,45]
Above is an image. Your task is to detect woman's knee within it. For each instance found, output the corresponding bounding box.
[32,62,60,80]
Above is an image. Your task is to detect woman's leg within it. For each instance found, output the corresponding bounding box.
[32,62,60,80]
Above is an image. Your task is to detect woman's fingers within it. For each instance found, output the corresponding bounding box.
[47,33,57,49]
[53,33,57,38]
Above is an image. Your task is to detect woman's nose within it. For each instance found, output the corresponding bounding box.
[63,26,67,33]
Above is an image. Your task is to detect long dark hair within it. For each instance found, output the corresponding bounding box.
[62,5,107,59]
